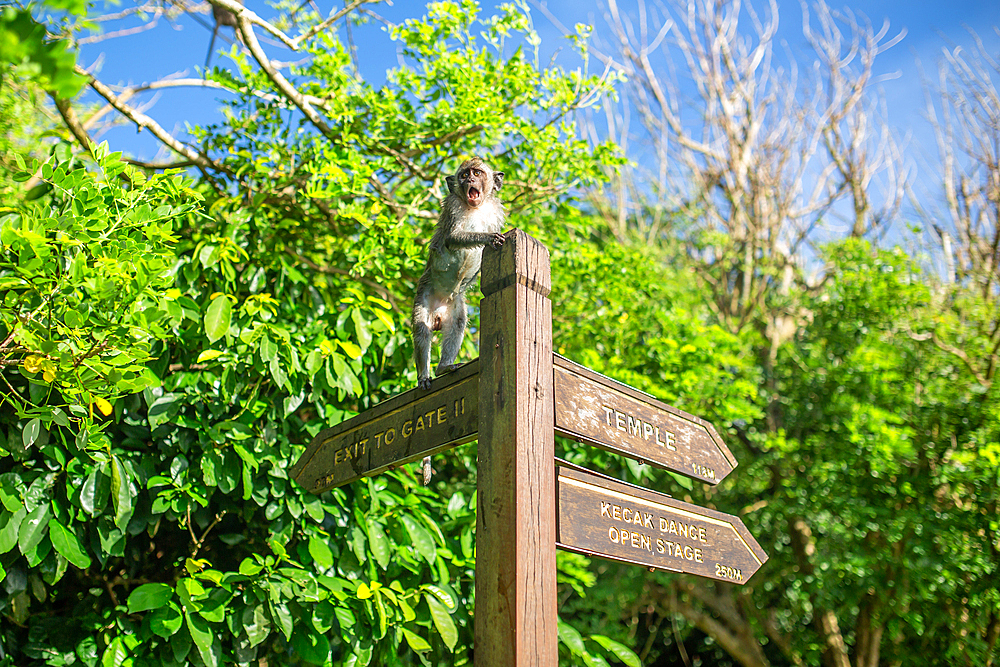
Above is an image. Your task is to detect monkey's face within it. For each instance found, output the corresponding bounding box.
[448,159,504,208]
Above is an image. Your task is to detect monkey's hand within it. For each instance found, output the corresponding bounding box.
[418,376,432,390]
[491,233,505,248]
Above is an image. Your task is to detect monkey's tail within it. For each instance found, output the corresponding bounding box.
[421,456,432,486]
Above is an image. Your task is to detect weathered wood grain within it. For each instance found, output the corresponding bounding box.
[553,354,737,484]
[475,229,557,667]
[290,360,479,493]
[555,461,767,584]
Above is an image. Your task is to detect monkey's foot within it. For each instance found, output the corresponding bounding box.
[491,232,505,248]
[421,456,432,486]
[417,376,432,390]
[435,363,462,376]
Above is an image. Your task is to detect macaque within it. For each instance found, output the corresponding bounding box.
[411,157,507,484]
[205,0,244,69]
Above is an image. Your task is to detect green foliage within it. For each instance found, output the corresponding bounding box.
[0,6,86,98]
[1,143,200,440]
[9,0,996,665]
[0,2,635,666]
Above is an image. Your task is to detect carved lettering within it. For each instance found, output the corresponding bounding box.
[598,404,678,453]
[602,405,614,425]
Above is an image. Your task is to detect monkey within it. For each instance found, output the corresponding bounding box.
[411,157,506,484]
[205,0,245,69]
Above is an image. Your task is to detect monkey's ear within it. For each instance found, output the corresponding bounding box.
[445,174,458,194]
[493,171,505,192]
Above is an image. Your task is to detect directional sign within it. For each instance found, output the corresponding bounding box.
[553,354,737,485]
[290,360,479,493]
[555,462,767,584]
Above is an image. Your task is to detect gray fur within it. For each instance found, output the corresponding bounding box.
[411,157,506,483]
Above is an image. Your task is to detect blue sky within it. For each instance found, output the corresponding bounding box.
[77,0,1000,195]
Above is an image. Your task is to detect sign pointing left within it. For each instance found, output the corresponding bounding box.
[290,360,479,493]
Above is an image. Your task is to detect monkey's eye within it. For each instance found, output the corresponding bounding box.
[472,169,482,176]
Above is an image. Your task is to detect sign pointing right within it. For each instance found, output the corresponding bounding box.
[553,355,738,484]
[555,462,767,584]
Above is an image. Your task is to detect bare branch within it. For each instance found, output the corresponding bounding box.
[206,0,297,49]
[291,0,365,49]
[77,10,164,44]
[77,66,226,174]
[235,15,333,136]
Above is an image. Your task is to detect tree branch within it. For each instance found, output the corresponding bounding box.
[235,15,333,136]
[206,0,296,49]
[77,67,226,174]
[290,0,365,49]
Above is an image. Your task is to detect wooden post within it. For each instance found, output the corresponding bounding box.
[475,229,557,666]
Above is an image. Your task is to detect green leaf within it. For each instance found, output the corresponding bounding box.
[79,467,109,515]
[334,605,356,630]
[270,601,294,641]
[402,627,431,652]
[666,470,694,491]
[366,518,391,570]
[260,335,277,362]
[291,626,330,664]
[127,582,174,613]
[558,620,586,656]
[244,604,271,647]
[198,590,230,623]
[582,653,612,667]
[590,635,642,667]
[110,456,133,529]
[426,593,458,651]
[0,508,26,553]
[186,609,218,667]
[22,418,41,449]
[0,480,21,513]
[101,636,128,667]
[309,535,334,570]
[149,602,184,638]
[48,519,91,569]
[239,557,264,576]
[18,503,51,555]
[423,584,456,611]
[204,295,232,344]
[400,514,436,565]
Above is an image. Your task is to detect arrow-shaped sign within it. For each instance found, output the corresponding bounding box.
[290,360,479,493]
[553,354,737,484]
[555,461,767,584]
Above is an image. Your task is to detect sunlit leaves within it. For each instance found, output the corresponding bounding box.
[0,143,199,435]
[204,294,232,344]
[0,1,634,666]
[48,519,91,569]
[127,583,174,613]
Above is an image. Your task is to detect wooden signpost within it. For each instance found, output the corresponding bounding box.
[555,462,767,583]
[291,229,767,667]
[553,355,737,484]
[290,360,479,493]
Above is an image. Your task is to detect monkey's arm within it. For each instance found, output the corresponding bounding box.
[445,231,504,249]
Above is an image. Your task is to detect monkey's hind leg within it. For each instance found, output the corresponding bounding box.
[435,297,468,377]
[412,305,434,390]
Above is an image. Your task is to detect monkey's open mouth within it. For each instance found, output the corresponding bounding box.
[467,187,481,205]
